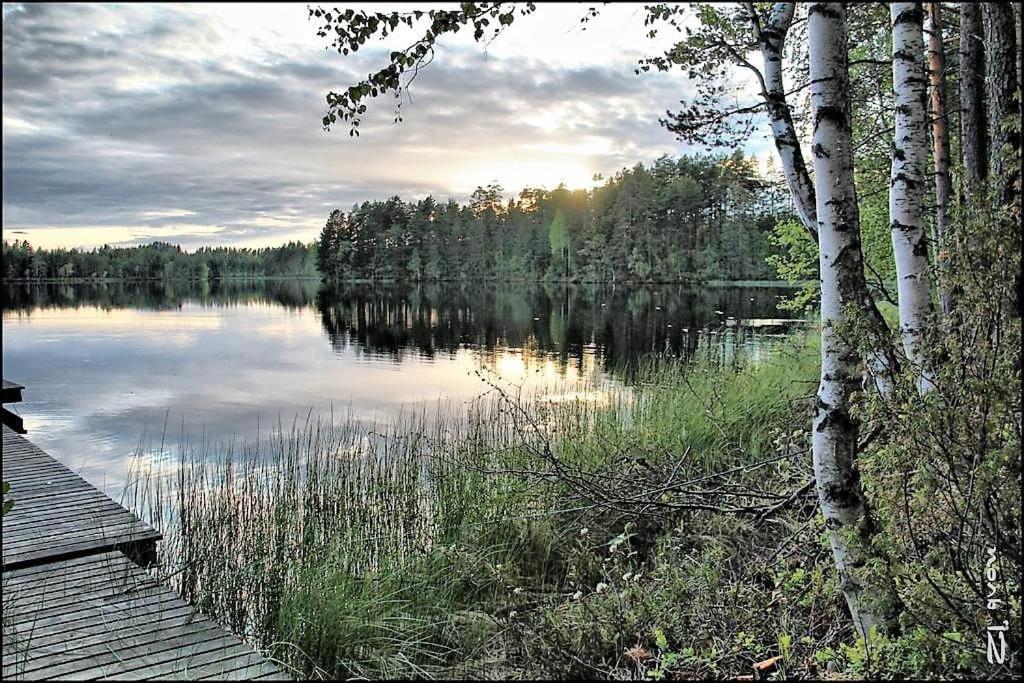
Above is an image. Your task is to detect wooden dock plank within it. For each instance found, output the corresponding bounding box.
[2,426,161,570]
[2,552,287,681]
[3,594,187,640]
[27,631,246,679]
[3,584,173,630]
[1,381,26,431]
[2,424,287,680]
[2,606,199,651]
[1,378,25,403]
[7,617,225,673]
[100,643,269,680]
[2,490,127,512]
[2,509,146,538]
[2,549,122,581]
[4,520,157,552]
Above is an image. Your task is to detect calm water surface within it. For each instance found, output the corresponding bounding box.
[2,280,801,495]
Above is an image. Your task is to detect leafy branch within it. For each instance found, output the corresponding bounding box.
[310,2,538,134]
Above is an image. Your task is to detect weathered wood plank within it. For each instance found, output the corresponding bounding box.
[31,631,247,679]
[3,584,173,629]
[10,624,229,678]
[100,643,265,680]
[1,490,125,512]
[1,378,24,403]
[194,659,287,681]
[1,550,115,581]
[3,536,160,570]
[2,426,161,569]
[1,426,286,680]
[6,617,222,673]
[3,557,158,603]
[2,509,145,539]
[3,561,145,600]
[4,521,156,553]
[3,606,198,652]
[3,594,187,642]
[3,552,286,681]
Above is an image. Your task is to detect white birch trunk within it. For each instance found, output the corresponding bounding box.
[808,2,891,639]
[750,2,818,242]
[890,2,935,393]
[749,3,897,397]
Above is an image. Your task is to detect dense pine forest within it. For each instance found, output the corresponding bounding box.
[316,152,781,283]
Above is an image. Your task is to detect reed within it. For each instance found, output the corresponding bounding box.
[124,335,814,679]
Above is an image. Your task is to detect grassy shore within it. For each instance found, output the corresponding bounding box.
[125,331,1011,680]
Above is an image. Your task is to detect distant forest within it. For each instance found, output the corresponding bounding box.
[1,240,317,281]
[3,153,787,284]
[318,153,784,283]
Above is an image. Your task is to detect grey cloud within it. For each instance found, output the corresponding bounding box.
[2,3,700,249]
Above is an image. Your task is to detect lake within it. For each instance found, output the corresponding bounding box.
[1,279,802,495]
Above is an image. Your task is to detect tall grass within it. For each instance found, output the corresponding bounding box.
[125,334,817,679]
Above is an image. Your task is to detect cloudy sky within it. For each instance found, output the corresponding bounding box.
[2,3,769,250]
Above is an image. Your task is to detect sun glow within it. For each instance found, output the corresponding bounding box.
[456,158,595,196]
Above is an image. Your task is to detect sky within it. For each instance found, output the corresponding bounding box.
[2,3,772,250]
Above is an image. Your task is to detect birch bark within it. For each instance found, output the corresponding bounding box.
[890,2,936,393]
[808,2,893,638]
[748,2,818,242]
[748,2,896,397]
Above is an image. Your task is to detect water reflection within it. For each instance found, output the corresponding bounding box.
[2,278,319,313]
[2,280,803,494]
[316,281,796,371]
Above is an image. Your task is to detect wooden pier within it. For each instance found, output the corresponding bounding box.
[1,427,160,570]
[1,378,25,433]
[2,402,287,680]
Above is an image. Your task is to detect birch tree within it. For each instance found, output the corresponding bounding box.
[925,2,952,316]
[743,3,899,395]
[808,2,894,638]
[889,2,935,392]
[744,2,817,240]
[636,3,817,245]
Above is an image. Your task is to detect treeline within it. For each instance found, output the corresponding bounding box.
[1,240,317,281]
[4,153,784,285]
[317,152,783,283]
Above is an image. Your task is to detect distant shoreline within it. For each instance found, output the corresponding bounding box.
[2,276,811,287]
[1,275,319,284]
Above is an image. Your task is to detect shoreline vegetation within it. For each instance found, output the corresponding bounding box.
[128,338,825,680]
[123,325,1019,680]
